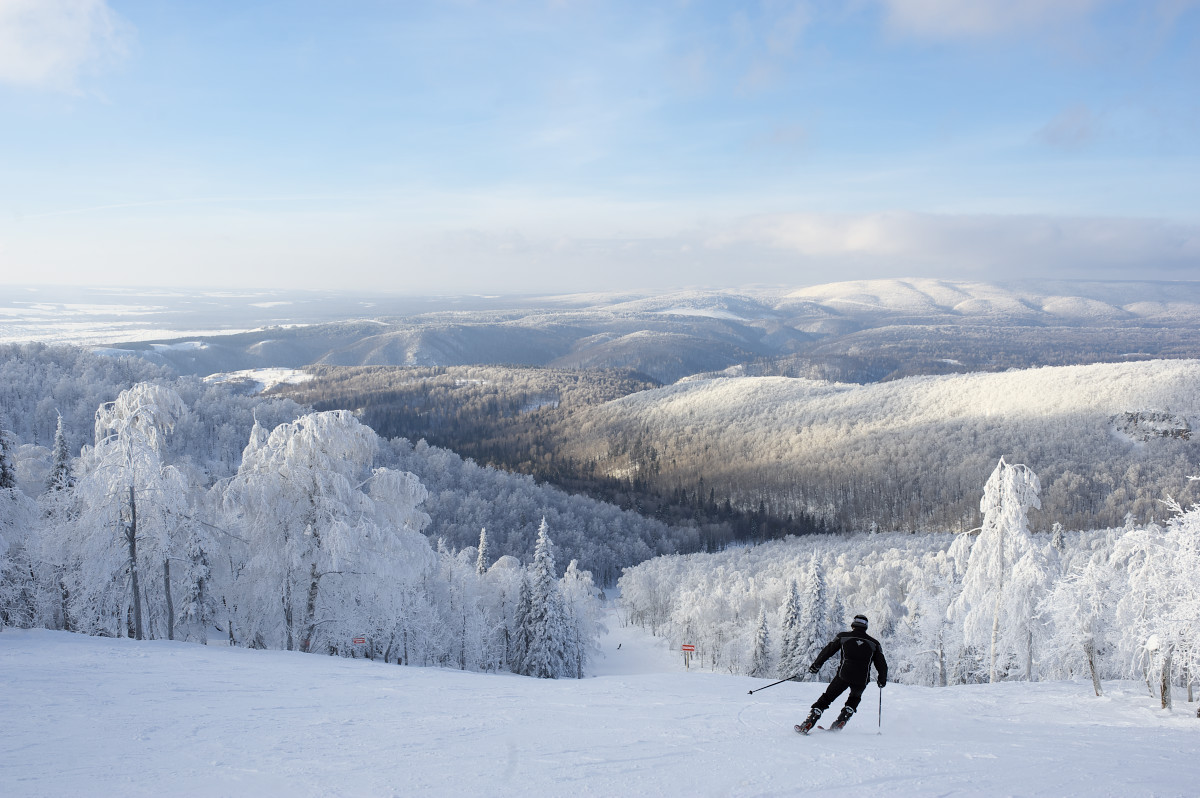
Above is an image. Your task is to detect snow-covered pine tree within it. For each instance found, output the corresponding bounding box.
[0,442,38,629]
[0,429,16,491]
[777,579,803,678]
[798,555,829,679]
[476,528,489,576]
[560,558,604,679]
[522,518,571,678]
[174,512,219,645]
[46,415,74,492]
[750,605,772,678]
[511,572,533,673]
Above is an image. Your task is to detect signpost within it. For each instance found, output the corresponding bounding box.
[352,637,366,645]
[682,644,695,670]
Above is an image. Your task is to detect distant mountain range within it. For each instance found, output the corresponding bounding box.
[91,279,1200,384]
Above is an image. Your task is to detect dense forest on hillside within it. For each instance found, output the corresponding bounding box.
[0,346,705,582]
[273,365,832,543]
[566,362,1200,534]
[273,360,1200,538]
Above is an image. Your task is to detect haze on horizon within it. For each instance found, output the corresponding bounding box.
[1,0,1197,295]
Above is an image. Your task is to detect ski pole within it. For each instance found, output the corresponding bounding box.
[878,684,883,731]
[747,675,797,695]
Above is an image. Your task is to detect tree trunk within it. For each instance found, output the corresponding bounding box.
[283,577,294,651]
[1161,644,1173,710]
[1025,626,1034,681]
[163,558,174,641]
[1084,638,1103,697]
[126,486,144,641]
[989,591,1003,683]
[301,562,321,653]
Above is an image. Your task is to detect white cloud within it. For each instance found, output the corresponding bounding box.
[876,0,1106,38]
[709,211,1200,279]
[0,0,129,90]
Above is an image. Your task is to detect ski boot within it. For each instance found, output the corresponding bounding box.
[794,707,822,735]
[828,705,855,731]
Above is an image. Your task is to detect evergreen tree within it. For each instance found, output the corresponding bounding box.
[476,528,489,576]
[0,429,16,491]
[750,605,771,677]
[798,555,829,679]
[777,579,804,678]
[512,573,532,672]
[46,415,74,492]
[522,518,571,678]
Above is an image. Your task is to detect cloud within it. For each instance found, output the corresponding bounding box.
[709,211,1200,280]
[875,0,1107,39]
[0,0,130,91]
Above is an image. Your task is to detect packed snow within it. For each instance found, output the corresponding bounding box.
[1,607,1195,798]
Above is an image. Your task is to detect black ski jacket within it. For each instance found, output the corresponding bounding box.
[811,629,888,687]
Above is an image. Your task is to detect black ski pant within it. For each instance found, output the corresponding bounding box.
[812,675,867,712]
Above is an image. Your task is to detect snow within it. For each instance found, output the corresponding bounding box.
[2,611,1196,797]
[204,368,314,393]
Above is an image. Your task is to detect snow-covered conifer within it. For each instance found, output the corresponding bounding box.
[45,415,74,493]
[476,528,489,576]
[522,519,571,678]
[560,558,604,679]
[777,579,804,678]
[750,605,772,678]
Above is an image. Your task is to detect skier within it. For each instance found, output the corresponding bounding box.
[796,614,887,733]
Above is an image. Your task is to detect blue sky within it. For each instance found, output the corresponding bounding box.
[1,0,1197,293]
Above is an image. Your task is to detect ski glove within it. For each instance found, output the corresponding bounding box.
[877,678,886,688]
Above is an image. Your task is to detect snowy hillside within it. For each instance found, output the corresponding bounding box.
[11,280,1200,384]
[564,360,1200,531]
[1,610,1195,798]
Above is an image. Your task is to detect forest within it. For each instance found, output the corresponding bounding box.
[618,458,1200,712]
[273,359,1200,538]
[0,376,606,678]
[275,364,830,545]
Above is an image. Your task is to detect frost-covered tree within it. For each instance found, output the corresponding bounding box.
[777,579,804,678]
[797,555,829,678]
[521,519,571,678]
[560,558,604,679]
[952,458,1042,682]
[67,384,188,640]
[1109,498,1200,709]
[476,528,489,576]
[750,605,771,678]
[0,468,39,630]
[1041,554,1113,696]
[219,411,430,652]
[45,415,74,493]
[511,572,533,672]
[0,430,17,491]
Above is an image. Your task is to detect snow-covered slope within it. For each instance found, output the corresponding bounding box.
[564,360,1200,531]
[1,615,1195,797]
[14,280,1198,383]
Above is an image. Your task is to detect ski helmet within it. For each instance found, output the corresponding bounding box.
[851,614,868,630]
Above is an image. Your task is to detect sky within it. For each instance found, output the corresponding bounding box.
[0,0,1198,294]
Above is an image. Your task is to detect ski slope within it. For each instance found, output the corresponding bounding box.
[1,611,1196,797]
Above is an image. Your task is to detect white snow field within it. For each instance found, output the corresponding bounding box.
[2,612,1196,798]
